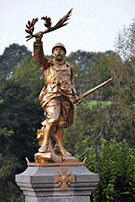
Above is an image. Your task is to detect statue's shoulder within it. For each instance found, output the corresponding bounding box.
[66,61,72,68]
[47,58,54,66]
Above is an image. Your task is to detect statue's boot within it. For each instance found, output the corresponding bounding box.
[38,124,51,153]
[54,144,72,157]
[54,128,72,157]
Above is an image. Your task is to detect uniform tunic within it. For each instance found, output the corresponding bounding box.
[34,41,76,128]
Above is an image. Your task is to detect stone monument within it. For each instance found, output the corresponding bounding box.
[16,9,112,201]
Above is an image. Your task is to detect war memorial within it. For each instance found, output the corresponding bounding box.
[16,9,112,201]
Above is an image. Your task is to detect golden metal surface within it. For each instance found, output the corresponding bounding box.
[26,157,87,167]
[25,8,112,165]
[33,31,77,158]
[54,168,75,190]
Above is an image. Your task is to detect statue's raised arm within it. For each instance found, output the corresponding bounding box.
[25,9,73,72]
[34,32,51,71]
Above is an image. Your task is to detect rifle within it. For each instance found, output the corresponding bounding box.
[75,78,112,103]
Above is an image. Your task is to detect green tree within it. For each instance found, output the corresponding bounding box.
[0,43,32,77]
[114,19,135,61]
[0,55,45,160]
[0,55,44,201]
[106,20,135,147]
[68,50,112,99]
[76,139,135,202]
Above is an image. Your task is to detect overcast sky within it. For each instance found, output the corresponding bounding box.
[0,0,135,56]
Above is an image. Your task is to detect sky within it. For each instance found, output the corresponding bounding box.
[0,0,135,56]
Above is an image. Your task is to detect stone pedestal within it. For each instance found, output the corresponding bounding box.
[15,166,99,202]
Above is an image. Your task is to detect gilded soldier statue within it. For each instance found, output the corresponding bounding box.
[25,10,112,162]
[34,32,78,156]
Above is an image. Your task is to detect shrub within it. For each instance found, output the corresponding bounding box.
[76,139,135,201]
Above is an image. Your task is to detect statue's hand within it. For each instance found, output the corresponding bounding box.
[35,32,43,41]
[78,97,83,104]
[73,96,83,104]
[72,95,79,104]
[72,96,77,104]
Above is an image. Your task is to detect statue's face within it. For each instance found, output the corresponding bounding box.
[53,47,65,61]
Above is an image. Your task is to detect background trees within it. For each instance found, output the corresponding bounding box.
[76,139,135,201]
[63,20,135,153]
[67,50,112,100]
[0,43,32,77]
[0,52,44,201]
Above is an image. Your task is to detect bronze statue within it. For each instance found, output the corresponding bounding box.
[25,9,112,164]
[34,34,78,156]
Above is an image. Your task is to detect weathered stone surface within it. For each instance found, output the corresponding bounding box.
[15,166,99,202]
[25,196,90,202]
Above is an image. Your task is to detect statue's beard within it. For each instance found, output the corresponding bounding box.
[56,54,63,61]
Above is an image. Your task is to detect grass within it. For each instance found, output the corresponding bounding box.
[75,100,134,109]
[87,100,112,108]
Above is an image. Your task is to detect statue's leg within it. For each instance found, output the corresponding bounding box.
[54,127,72,157]
[38,98,60,153]
[38,122,53,153]
[54,96,72,156]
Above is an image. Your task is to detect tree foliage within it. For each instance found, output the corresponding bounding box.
[0,43,32,77]
[76,139,135,202]
[114,19,135,61]
[68,50,112,100]
[0,54,44,201]
[63,20,135,151]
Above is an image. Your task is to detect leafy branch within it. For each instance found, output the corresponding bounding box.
[41,16,52,28]
[25,18,38,39]
[25,8,73,41]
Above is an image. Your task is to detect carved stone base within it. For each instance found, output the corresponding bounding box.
[15,166,99,202]
[25,196,90,202]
